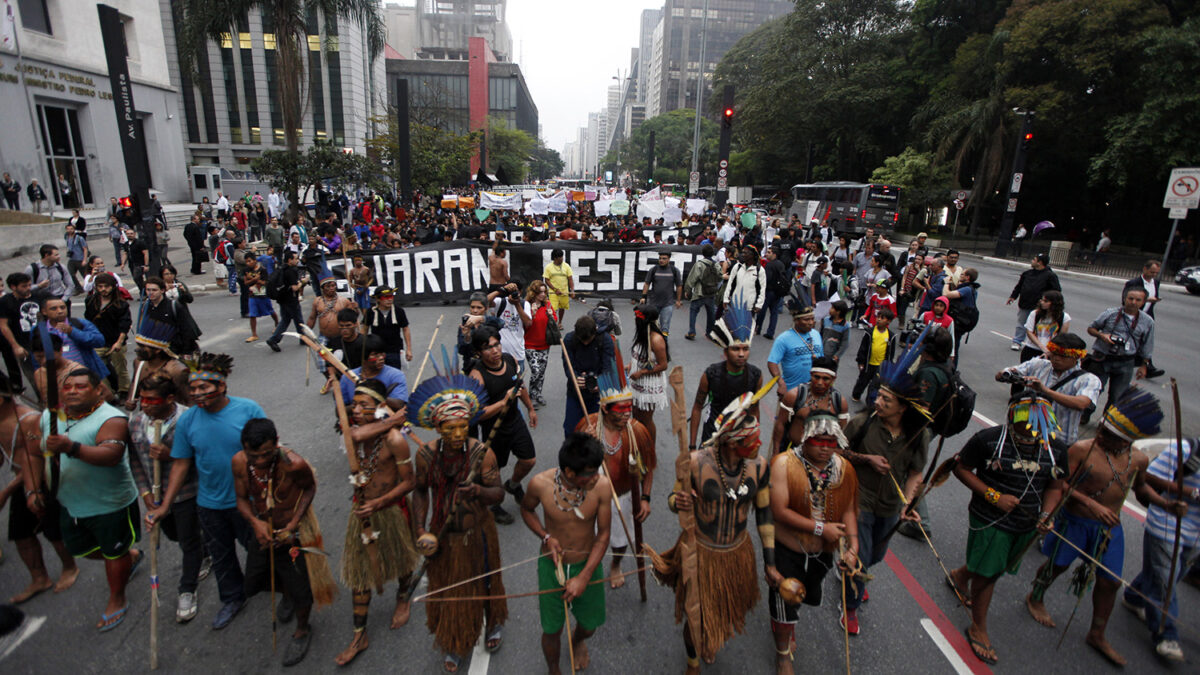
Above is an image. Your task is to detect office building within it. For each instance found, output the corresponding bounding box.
[0,0,188,205]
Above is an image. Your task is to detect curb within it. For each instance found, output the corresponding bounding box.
[965,253,1187,290]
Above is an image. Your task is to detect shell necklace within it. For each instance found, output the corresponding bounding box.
[553,469,587,519]
[716,451,749,501]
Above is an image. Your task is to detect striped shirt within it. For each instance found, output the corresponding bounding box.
[1146,440,1200,548]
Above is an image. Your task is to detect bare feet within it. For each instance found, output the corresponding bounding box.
[574,639,590,670]
[1025,593,1056,627]
[610,569,626,589]
[11,578,53,604]
[1086,632,1126,666]
[776,651,794,675]
[334,631,368,666]
[685,659,701,675]
[54,567,80,593]
[391,598,411,629]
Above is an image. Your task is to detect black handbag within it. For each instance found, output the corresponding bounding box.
[544,306,562,345]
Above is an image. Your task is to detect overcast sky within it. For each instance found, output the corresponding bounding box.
[506,0,657,153]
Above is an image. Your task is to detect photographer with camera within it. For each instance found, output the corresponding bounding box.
[1084,287,1155,422]
[994,333,1101,444]
[561,315,614,437]
[486,280,533,370]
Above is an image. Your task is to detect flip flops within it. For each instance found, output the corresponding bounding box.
[964,628,998,665]
[485,625,503,653]
[98,605,128,632]
[443,653,463,673]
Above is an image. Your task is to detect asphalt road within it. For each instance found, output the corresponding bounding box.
[1,253,1197,673]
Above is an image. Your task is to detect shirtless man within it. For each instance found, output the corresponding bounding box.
[2,370,80,602]
[349,256,373,311]
[771,356,850,453]
[309,276,356,339]
[1025,388,1177,665]
[650,393,778,673]
[232,418,321,667]
[769,414,860,673]
[335,379,420,666]
[410,372,508,673]
[489,242,510,293]
[128,318,190,406]
[521,432,612,674]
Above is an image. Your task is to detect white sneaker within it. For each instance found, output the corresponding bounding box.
[176,592,198,623]
[1121,596,1146,622]
[1156,639,1184,662]
[198,556,212,582]
[1010,343,1021,351]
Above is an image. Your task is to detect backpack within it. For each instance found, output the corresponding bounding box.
[929,363,976,438]
[698,258,723,296]
[948,285,980,335]
[265,267,287,301]
[215,240,232,264]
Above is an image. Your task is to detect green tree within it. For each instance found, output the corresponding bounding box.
[251,140,359,204]
[870,147,954,229]
[364,112,479,194]
[603,109,719,186]
[528,145,565,182]
[175,0,384,203]
[487,117,536,184]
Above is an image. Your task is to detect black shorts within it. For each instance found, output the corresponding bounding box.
[482,420,536,468]
[243,538,314,608]
[60,500,140,559]
[8,490,63,542]
[768,542,834,623]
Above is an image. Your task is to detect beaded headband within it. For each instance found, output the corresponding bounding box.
[1046,341,1086,360]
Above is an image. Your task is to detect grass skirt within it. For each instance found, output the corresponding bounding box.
[339,503,419,590]
[425,512,509,656]
[647,531,759,662]
[297,506,338,607]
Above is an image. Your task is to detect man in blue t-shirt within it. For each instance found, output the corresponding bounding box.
[337,334,408,412]
[145,353,265,630]
[767,305,824,395]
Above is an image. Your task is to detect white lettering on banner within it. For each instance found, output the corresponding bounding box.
[593,251,623,292]
[568,251,594,292]
[413,251,441,294]
[383,252,411,295]
[443,248,471,291]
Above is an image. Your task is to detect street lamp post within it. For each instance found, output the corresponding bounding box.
[689,0,710,197]
[994,109,1035,258]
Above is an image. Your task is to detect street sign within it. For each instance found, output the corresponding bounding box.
[1007,198,1018,212]
[1169,207,1189,219]
[954,199,965,210]
[717,168,727,178]
[1163,168,1200,209]
[955,190,968,201]
[688,171,700,194]
[717,177,728,190]
[719,159,728,169]
[1011,173,1023,193]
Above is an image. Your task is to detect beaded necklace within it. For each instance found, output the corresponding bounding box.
[715,450,749,501]
[553,469,587,519]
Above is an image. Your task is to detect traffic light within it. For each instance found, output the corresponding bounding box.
[722,106,734,129]
[1021,131,1033,150]
[115,194,140,227]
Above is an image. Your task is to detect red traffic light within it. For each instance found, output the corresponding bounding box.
[118,196,134,208]
[1024,132,1033,141]
[723,107,734,118]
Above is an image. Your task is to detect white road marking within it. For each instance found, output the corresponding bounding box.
[988,330,1011,342]
[197,324,246,349]
[920,618,974,675]
[468,624,490,675]
[1124,501,1148,519]
[972,411,999,428]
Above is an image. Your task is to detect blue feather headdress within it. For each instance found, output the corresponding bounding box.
[1101,386,1163,442]
[134,314,177,352]
[407,346,488,429]
[598,338,632,406]
[877,323,930,418]
[709,294,754,349]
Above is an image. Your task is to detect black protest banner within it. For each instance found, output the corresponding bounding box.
[328,240,703,304]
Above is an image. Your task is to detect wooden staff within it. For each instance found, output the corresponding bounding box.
[559,557,576,675]
[37,321,60,494]
[411,314,445,386]
[560,342,641,598]
[667,366,702,651]
[127,360,147,408]
[268,473,277,652]
[1160,378,1185,634]
[332,374,385,593]
[149,419,163,669]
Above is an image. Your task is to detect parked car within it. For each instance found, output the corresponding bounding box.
[1175,265,1200,294]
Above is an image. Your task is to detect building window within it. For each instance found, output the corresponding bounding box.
[261,10,283,145]
[219,45,242,143]
[17,0,51,35]
[36,104,93,206]
[237,14,260,145]
[326,16,344,145]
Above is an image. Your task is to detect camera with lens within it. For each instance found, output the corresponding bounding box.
[899,318,923,349]
[581,372,599,395]
[997,370,1025,385]
[1108,334,1127,350]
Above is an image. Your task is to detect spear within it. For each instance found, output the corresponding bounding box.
[1159,378,1185,636]
[411,315,445,387]
[149,419,163,669]
[666,365,701,651]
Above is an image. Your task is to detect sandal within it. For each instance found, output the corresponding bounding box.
[245,336,259,343]
[98,605,128,632]
[485,624,503,653]
[443,653,463,673]
[964,628,998,665]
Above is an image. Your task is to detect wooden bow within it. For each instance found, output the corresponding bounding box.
[667,366,701,650]
[1160,378,1185,636]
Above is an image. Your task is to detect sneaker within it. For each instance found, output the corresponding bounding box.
[176,592,198,623]
[198,556,213,582]
[490,504,515,525]
[1121,595,1146,623]
[762,334,774,340]
[684,333,696,341]
[1156,639,1184,662]
[211,599,245,630]
[1145,368,1166,379]
[266,340,281,353]
[840,607,860,636]
[1010,343,1021,351]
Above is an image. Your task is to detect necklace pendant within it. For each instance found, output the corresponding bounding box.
[737,484,749,497]
[726,488,737,501]
[574,506,585,520]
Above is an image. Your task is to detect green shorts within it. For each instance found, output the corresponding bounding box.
[60,500,141,560]
[538,556,606,634]
[965,513,1036,579]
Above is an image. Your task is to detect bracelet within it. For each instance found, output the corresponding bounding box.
[141,491,152,499]
[541,533,551,545]
[1190,487,1199,503]
[688,444,697,450]
[985,488,1001,505]
[69,441,82,458]
[1038,511,1051,522]
[813,521,824,537]
[641,494,651,502]
[25,489,38,498]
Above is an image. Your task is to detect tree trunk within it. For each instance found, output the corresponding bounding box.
[275,13,305,213]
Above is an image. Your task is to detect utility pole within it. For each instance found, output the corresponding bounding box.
[714,86,734,209]
[994,110,1034,258]
[688,0,710,197]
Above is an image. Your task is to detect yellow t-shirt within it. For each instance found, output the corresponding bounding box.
[868,326,889,366]
[544,261,573,298]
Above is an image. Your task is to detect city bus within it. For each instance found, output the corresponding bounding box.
[786,182,900,234]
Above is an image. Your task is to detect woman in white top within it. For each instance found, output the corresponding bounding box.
[629,304,669,448]
[82,255,127,295]
[1021,290,1069,363]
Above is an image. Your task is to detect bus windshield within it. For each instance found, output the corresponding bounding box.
[787,182,900,234]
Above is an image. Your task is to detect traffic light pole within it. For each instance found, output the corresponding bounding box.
[99,4,159,276]
[714,86,734,209]
[994,111,1034,258]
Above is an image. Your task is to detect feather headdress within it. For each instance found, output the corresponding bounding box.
[709,293,754,349]
[706,375,780,449]
[598,338,632,406]
[1101,386,1163,442]
[877,323,930,418]
[408,346,488,428]
[134,314,177,352]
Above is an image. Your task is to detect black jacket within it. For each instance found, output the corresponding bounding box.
[84,297,132,346]
[1009,267,1061,309]
[184,221,207,249]
[856,327,897,366]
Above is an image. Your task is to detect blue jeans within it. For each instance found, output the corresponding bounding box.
[225,264,238,294]
[656,302,676,335]
[1094,356,1136,412]
[844,511,900,610]
[755,291,785,337]
[196,505,251,605]
[688,297,716,337]
[1013,307,1031,345]
[1124,529,1200,643]
[267,300,304,345]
